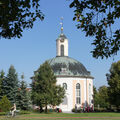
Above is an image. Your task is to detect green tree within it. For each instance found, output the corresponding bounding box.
[93,86,109,109]
[2,65,19,104]
[17,80,30,110]
[107,60,120,107]
[51,85,65,107]
[93,86,99,107]
[31,61,65,113]
[0,0,44,39]
[98,86,109,108]
[0,70,5,100]
[69,0,120,58]
[0,96,11,112]
[1,0,119,59]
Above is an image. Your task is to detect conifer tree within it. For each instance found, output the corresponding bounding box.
[17,76,30,110]
[0,70,5,100]
[31,61,65,113]
[2,65,19,104]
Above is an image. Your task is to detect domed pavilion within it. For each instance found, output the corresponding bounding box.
[46,26,94,112]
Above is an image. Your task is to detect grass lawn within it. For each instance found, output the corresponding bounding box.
[0,112,120,120]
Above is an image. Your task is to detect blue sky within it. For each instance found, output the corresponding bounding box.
[0,0,119,88]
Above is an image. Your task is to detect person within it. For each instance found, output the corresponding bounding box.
[10,103,16,117]
[75,104,77,113]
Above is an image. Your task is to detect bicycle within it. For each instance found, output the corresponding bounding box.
[5,110,20,118]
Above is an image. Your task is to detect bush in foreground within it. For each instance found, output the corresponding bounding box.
[0,96,11,112]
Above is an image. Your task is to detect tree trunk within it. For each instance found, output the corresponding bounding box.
[39,105,43,113]
[45,105,47,113]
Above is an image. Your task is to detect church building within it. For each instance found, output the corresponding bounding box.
[47,24,94,112]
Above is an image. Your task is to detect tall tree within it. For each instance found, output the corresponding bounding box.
[0,0,44,39]
[98,86,109,108]
[0,70,5,100]
[17,80,30,110]
[93,86,109,108]
[31,61,65,113]
[2,65,19,104]
[107,60,120,107]
[93,86,99,107]
[69,0,120,58]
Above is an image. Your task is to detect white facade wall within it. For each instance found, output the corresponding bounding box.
[56,77,93,112]
[56,77,73,111]
[84,78,87,107]
[87,78,93,106]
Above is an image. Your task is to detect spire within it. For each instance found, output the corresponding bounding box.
[57,17,68,57]
[60,17,64,34]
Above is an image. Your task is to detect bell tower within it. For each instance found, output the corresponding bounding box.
[56,18,68,57]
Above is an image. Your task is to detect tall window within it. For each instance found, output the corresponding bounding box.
[76,83,81,104]
[63,83,67,90]
[89,84,91,105]
[61,45,64,56]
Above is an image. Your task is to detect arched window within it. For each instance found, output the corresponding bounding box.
[63,83,67,90]
[76,83,81,104]
[62,96,68,105]
[89,84,91,105]
[61,45,64,56]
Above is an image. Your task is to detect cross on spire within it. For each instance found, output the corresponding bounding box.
[60,17,64,34]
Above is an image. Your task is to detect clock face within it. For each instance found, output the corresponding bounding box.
[60,39,64,42]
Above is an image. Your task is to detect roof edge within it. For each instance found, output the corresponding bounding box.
[56,75,94,79]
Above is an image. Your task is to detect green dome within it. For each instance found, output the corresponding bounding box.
[47,56,92,77]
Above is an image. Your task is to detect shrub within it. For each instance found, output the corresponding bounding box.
[72,108,83,113]
[0,96,11,112]
[72,108,75,112]
[0,112,6,116]
[20,110,31,114]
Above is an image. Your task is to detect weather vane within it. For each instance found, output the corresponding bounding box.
[60,17,64,34]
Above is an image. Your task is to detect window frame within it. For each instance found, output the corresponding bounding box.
[76,83,81,104]
[89,83,91,105]
[63,83,67,90]
[61,44,64,56]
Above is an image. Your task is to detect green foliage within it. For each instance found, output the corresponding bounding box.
[19,110,31,114]
[93,86,109,108]
[31,61,65,112]
[17,80,30,110]
[0,112,6,115]
[2,65,19,104]
[0,96,11,112]
[50,85,65,106]
[98,86,109,108]
[107,60,120,107]
[0,0,44,39]
[70,0,120,59]
[93,86,99,107]
[72,108,83,113]
[0,70,5,100]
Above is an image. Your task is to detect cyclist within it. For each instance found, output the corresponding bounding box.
[10,103,16,117]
